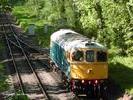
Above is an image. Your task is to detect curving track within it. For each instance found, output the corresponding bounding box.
[0,12,50,100]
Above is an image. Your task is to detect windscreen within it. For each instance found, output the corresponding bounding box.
[86,50,94,62]
[97,51,107,62]
[72,50,84,61]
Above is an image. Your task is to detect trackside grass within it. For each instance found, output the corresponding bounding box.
[109,50,133,95]
[0,63,9,92]
[0,41,9,92]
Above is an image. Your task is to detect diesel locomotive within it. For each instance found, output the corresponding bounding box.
[50,29,108,96]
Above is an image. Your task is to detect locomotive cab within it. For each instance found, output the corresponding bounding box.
[70,48,108,80]
[69,48,108,95]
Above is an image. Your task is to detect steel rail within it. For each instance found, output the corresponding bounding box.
[8,25,40,53]
[13,32,50,100]
[8,39,21,49]
[2,24,25,94]
[0,13,39,53]
[2,12,51,100]
[17,37,40,53]
[7,19,50,100]
[8,38,39,54]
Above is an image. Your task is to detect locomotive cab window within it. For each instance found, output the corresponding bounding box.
[72,50,84,61]
[97,51,107,62]
[86,50,94,62]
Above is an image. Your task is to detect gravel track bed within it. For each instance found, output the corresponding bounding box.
[10,48,46,99]
[32,60,75,100]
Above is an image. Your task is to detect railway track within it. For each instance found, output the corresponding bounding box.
[0,12,51,100]
[3,24,25,93]
[0,12,76,100]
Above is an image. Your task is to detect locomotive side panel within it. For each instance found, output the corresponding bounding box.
[50,41,70,77]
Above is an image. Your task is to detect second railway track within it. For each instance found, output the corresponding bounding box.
[0,12,51,100]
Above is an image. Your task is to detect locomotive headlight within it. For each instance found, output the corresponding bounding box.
[95,80,98,84]
[88,81,91,84]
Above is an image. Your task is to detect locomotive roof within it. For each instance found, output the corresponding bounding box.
[51,29,107,51]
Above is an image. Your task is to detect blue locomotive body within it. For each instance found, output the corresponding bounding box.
[50,41,70,78]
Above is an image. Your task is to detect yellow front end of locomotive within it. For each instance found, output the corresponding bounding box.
[70,62,108,80]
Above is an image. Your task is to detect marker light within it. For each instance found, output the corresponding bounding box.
[82,80,85,83]
[88,81,91,84]
[95,80,98,84]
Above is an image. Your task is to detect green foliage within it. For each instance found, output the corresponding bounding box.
[0,42,4,50]
[9,0,27,6]
[11,0,133,55]
[72,0,132,55]
[12,95,29,100]
[0,63,9,92]
[8,93,29,100]
[125,31,133,56]
[73,0,98,37]
[0,0,9,5]
[0,40,9,92]
[0,0,12,12]
[35,25,55,47]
